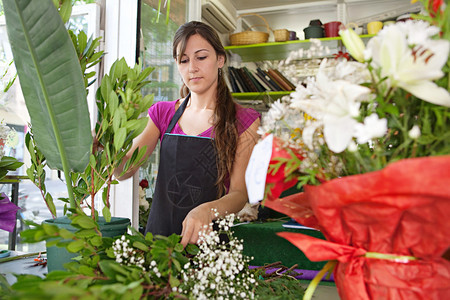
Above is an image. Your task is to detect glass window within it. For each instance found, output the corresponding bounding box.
[137,0,186,229]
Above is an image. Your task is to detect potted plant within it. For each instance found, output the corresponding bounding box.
[3,0,153,270]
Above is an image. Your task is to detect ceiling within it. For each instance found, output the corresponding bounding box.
[230,0,322,11]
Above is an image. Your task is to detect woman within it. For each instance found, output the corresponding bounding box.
[117,21,260,247]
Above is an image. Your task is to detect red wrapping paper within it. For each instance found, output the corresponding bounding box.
[265,136,305,201]
[265,156,450,300]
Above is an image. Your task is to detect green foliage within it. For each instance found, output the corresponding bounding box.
[0,155,23,182]
[6,0,154,220]
[3,0,92,208]
[71,58,154,221]
[5,216,195,299]
[255,276,306,299]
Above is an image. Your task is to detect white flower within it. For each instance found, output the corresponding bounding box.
[339,28,365,62]
[366,20,450,107]
[354,114,388,144]
[291,64,371,153]
[265,99,287,122]
[408,125,421,139]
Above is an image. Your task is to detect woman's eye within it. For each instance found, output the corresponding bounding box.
[180,59,188,64]
[197,56,207,60]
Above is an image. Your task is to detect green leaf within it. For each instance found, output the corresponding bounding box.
[72,215,97,229]
[78,265,95,277]
[169,276,180,287]
[102,206,112,223]
[114,128,127,151]
[57,0,72,24]
[111,58,129,80]
[59,228,75,239]
[45,193,57,218]
[74,229,98,238]
[90,236,103,247]
[3,0,92,173]
[109,91,119,117]
[145,232,154,242]
[172,258,181,271]
[185,244,199,255]
[132,241,149,251]
[42,223,58,236]
[67,239,85,253]
[174,243,184,253]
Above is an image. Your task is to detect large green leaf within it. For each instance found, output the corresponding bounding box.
[3,0,92,173]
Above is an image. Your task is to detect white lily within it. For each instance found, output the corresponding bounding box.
[339,28,365,63]
[291,67,371,153]
[367,21,450,107]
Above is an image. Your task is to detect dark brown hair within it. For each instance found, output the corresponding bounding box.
[173,21,237,196]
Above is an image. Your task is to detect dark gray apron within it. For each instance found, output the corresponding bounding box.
[145,94,219,236]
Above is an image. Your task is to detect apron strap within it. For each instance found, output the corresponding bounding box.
[165,93,191,134]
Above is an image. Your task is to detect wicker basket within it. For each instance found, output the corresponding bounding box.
[273,29,290,42]
[229,13,270,45]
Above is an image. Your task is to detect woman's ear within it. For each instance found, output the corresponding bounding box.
[217,54,225,68]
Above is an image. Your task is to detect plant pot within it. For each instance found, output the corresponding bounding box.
[324,21,342,37]
[44,216,130,272]
[303,25,324,39]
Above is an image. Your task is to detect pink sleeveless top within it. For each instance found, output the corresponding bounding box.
[149,99,260,141]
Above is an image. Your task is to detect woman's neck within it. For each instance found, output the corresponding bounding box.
[189,89,217,111]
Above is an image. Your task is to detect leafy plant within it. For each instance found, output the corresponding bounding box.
[1,213,306,299]
[4,0,153,221]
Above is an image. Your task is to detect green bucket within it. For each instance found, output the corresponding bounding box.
[44,216,130,272]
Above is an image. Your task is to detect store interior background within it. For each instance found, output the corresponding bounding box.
[0,0,421,252]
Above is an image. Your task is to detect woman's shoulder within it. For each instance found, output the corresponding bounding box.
[148,99,179,135]
[235,104,261,135]
[150,99,178,111]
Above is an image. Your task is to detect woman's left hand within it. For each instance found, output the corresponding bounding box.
[180,203,214,247]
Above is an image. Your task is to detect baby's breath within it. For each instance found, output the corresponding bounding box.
[112,235,146,270]
[180,209,256,299]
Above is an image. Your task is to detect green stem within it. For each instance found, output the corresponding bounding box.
[303,260,337,300]
[365,252,416,261]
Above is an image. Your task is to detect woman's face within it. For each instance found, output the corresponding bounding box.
[176,34,224,96]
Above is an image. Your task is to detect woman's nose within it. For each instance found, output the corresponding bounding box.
[189,60,198,73]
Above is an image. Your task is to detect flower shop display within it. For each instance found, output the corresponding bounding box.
[1,210,306,299]
[246,1,450,299]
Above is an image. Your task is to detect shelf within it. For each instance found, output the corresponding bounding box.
[225,35,374,62]
[232,91,292,100]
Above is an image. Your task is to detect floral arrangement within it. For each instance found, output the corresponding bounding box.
[257,1,449,196]
[245,1,450,299]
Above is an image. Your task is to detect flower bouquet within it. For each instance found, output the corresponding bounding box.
[246,1,450,299]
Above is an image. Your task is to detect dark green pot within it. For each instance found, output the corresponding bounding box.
[44,216,130,272]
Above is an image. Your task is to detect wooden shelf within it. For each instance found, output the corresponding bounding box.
[225,35,374,62]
